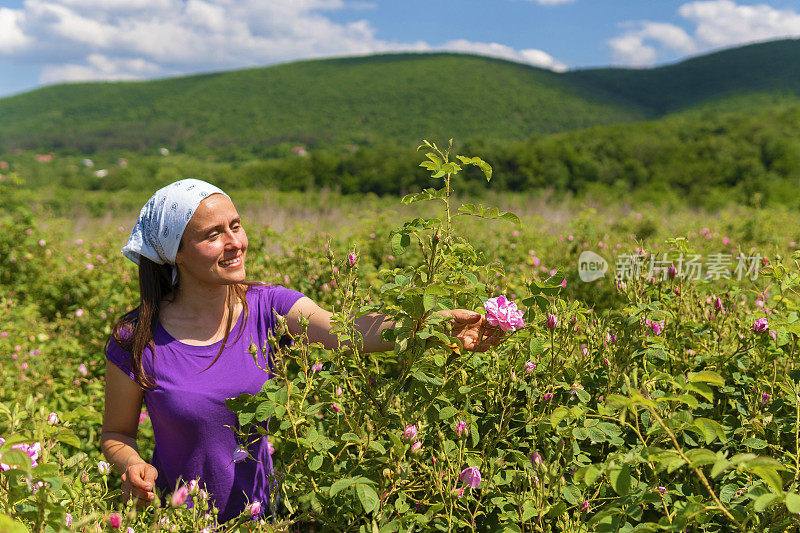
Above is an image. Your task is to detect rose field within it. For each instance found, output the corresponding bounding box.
[4,144,800,532]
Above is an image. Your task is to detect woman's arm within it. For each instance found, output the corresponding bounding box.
[285,297,502,353]
[286,297,394,352]
[101,362,158,506]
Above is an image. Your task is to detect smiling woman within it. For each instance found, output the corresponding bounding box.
[100,178,501,524]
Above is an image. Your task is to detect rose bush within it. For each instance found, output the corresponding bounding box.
[2,146,800,531]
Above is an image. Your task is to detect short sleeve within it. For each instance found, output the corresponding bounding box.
[259,285,306,317]
[106,336,137,381]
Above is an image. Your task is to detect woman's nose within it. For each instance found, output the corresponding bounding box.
[224,228,245,249]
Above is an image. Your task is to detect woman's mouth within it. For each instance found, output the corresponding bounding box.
[219,254,243,268]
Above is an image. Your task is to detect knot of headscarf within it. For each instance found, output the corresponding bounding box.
[122,178,229,283]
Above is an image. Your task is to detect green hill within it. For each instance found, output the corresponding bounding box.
[0,54,644,154]
[2,39,800,158]
[565,38,800,114]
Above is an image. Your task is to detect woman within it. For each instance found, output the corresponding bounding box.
[101,178,500,523]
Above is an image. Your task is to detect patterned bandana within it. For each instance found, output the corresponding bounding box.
[122,178,229,283]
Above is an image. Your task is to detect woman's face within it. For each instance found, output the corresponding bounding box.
[175,194,248,287]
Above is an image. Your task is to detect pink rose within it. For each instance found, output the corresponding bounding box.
[108,513,122,529]
[171,486,189,507]
[13,442,41,469]
[247,500,262,517]
[459,466,481,488]
[484,296,525,332]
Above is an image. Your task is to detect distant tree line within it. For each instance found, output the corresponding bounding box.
[5,102,800,209]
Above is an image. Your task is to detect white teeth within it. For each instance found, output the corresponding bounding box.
[219,256,241,266]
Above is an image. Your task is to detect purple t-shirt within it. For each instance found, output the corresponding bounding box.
[106,285,305,523]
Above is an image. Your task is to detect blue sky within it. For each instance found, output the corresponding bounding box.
[1,0,799,97]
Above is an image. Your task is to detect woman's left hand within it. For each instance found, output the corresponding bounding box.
[437,309,504,352]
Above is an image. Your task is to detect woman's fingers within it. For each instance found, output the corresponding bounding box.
[439,309,509,352]
[475,323,506,351]
[123,464,158,506]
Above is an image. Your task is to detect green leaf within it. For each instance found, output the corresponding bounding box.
[357,483,380,514]
[379,520,400,533]
[521,499,537,521]
[255,400,275,422]
[499,212,520,225]
[750,466,785,495]
[238,409,255,426]
[665,456,687,474]
[719,484,738,503]
[711,458,733,478]
[683,382,714,402]
[388,433,404,455]
[425,284,449,297]
[425,153,443,166]
[0,449,30,471]
[742,438,768,450]
[0,515,27,533]
[64,451,88,469]
[390,232,411,256]
[309,454,323,471]
[551,407,569,428]
[368,441,386,454]
[688,371,725,387]
[584,465,602,486]
[439,406,458,420]
[685,448,717,467]
[423,292,437,312]
[55,428,82,448]
[694,419,719,445]
[609,464,631,496]
[754,492,780,512]
[656,394,699,409]
[342,433,361,443]
[561,485,581,505]
[330,476,376,497]
[786,492,800,514]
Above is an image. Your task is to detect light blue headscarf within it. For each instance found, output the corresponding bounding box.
[122,178,229,283]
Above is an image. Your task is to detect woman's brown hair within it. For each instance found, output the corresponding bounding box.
[107,256,259,389]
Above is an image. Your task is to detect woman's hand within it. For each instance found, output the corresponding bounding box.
[438,309,504,352]
[121,462,158,508]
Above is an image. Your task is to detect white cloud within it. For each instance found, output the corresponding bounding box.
[0,0,569,85]
[0,8,29,50]
[680,0,800,48]
[608,34,659,66]
[610,1,800,67]
[40,53,161,83]
[440,39,568,71]
[609,22,694,65]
